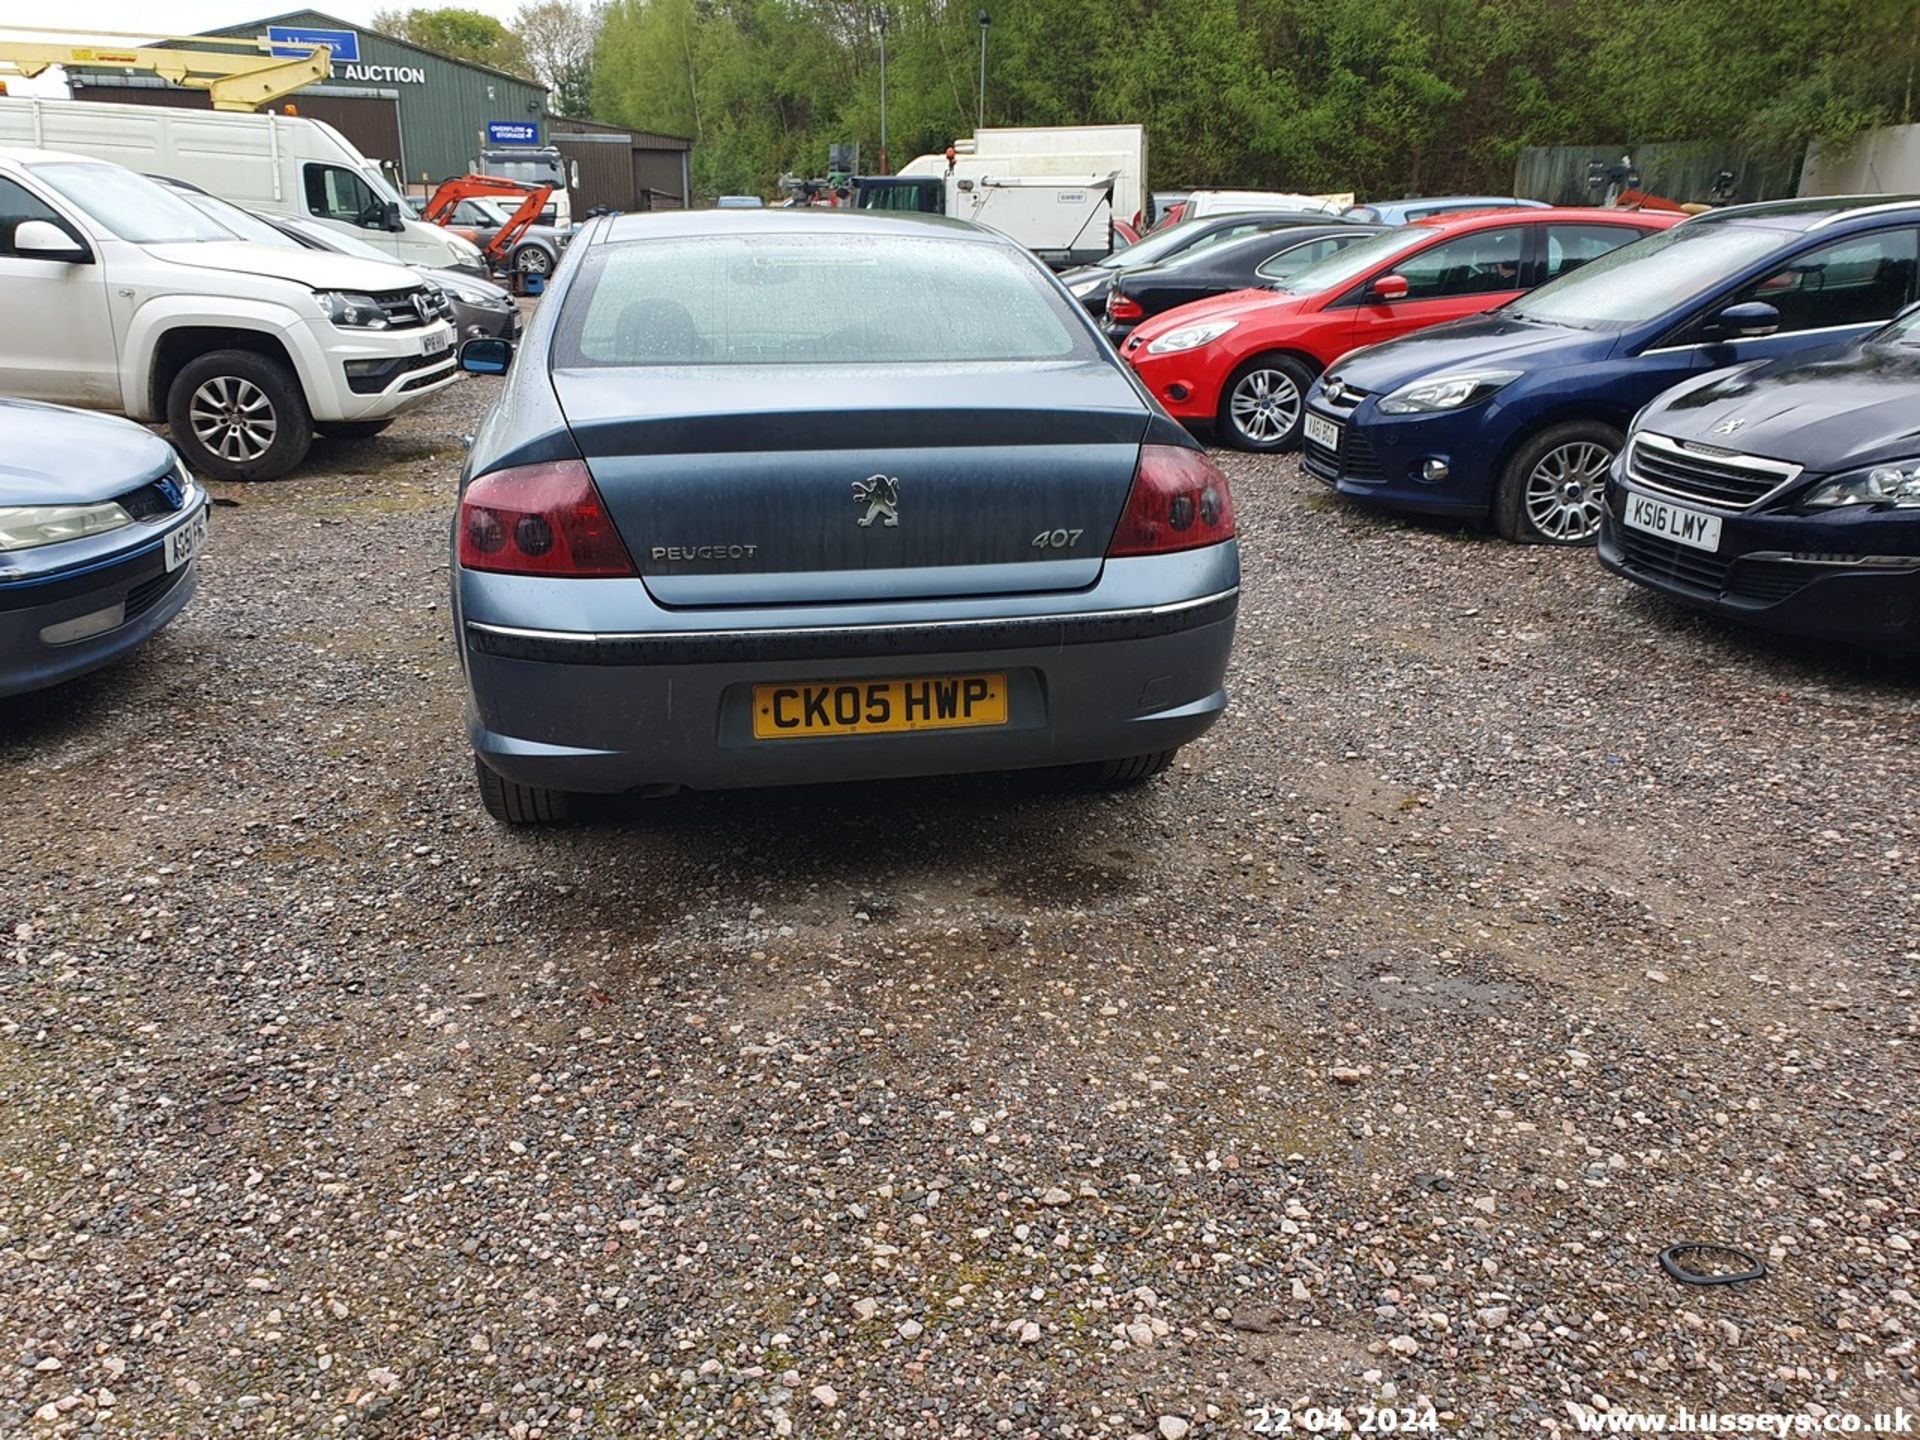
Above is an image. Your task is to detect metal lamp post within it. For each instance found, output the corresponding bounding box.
[977,10,989,131]
[878,7,890,173]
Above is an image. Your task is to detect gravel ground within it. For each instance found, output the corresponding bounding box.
[3,371,1918,1439]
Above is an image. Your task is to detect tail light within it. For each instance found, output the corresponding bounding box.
[1107,293,1144,322]
[1107,445,1237,557]
[458,459,635,577]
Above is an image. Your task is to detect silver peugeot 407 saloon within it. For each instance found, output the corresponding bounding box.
[452,208,1240,823]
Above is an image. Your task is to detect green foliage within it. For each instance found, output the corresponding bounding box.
[373,6,535,76]
[586,0,1920,202]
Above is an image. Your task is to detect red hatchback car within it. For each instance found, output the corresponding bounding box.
[1123,207,1682,451]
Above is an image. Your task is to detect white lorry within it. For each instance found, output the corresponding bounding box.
[0,97,486,274]
[857,167,1118,268]
[0,147,459,480]
[899,125,1149,226]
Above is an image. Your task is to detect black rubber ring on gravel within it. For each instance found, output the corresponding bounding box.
[1658,1243,1766,1286]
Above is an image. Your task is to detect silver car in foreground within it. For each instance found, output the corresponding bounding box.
[452,209,1239,823]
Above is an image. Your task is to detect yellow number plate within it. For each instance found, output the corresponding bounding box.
[753,674,1008,739]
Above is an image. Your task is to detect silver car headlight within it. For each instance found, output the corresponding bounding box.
[1145,319,1239,356]
[315,291,390,329]
[1802,459,1920,509]
[0,501,133,552]
[1376,370,1522,414]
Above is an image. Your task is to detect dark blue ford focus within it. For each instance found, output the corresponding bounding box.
[1301,197,1920,543]
[0,400,207,699]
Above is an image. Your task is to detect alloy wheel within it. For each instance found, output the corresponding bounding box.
[1228,368,1301,446]
[517,247,553,276]
[189,375,278,464]
[1523,440,1613,542]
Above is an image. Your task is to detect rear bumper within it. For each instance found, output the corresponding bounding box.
[457,549,1239,794]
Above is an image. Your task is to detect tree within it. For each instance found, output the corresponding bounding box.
[516,1,604,117]
[372,6,533,77]
[585,0,1919,205]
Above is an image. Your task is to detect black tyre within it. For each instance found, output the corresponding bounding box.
[1217,353,1315,452]
[320,419,393,441]
[166,349,313,482]
[1493,420,1623,545]
[475,756,572,825]
[1088,749,1178,787]
[511,243,555,278]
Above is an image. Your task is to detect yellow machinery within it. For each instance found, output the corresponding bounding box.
[0,25,331,111]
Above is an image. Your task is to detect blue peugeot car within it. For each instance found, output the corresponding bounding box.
[1300,197,1920,543]
[0,399,208,698]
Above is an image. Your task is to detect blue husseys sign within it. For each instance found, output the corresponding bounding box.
[487,121,540,145]
[267,25,360,63]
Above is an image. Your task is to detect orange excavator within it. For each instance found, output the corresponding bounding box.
[421,174,556,286]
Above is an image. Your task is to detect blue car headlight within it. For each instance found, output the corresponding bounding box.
[1802,459,1920,510]
[0,502,133,551]
[1376,369,1523,414]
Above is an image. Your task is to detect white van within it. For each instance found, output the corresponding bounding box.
[0,97,485,275]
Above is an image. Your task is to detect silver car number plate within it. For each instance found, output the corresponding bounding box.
[1303,413,1340,450]
[165,507,209,573]
[422,328,453,357]
[1622,489,1721,553]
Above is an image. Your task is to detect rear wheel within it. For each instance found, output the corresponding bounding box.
[1088,749,1178,787]
[1494,420,1622,545]
[1218,353,1315,452]
[167,349,313,482]
[475,756,573,825]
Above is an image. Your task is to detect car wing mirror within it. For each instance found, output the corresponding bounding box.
[1707,300,1780,340]
[460,337,514,375]
[1371,273,1409,301]
[383,200,405,232]
[14,219,92,264]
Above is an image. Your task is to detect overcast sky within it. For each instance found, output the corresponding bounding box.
[4,1,526,39]
[5,4,527,96]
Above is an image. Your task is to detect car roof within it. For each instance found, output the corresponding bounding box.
[0,146,114,167]
[1681,194,1920,231]
[597,208,993,244]
[1404,205,1670,232]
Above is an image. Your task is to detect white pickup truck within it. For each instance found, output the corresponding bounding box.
[0,147,458,481]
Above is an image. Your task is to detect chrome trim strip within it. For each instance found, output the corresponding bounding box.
[1625,432,1803,512]
[468,587,1242,647]
[1807,200,1920,230]
[464,587,1242,667]
[1641,321,1876,355]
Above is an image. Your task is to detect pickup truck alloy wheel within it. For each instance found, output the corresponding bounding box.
[190,375,276,464]
[166,350,315,482]
[1221,354,1312,451]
